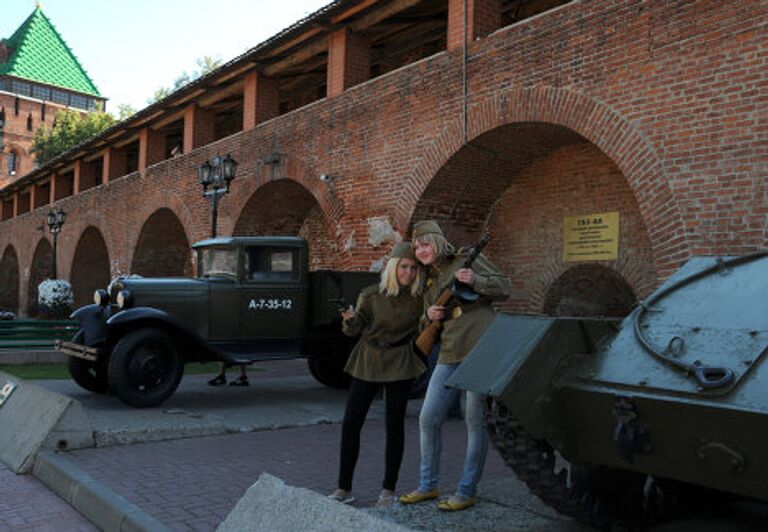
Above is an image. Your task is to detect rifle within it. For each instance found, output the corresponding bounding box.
[415,234,490,356]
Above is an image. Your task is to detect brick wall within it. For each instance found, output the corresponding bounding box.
[0,0,765,315]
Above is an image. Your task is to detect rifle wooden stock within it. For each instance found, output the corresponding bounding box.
[415,286,455,355]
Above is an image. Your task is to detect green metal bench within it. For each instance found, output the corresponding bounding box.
[0,319,79,350]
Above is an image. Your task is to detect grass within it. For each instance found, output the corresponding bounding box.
[0,362,263,380]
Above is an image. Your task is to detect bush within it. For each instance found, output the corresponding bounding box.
[37,279,74,319]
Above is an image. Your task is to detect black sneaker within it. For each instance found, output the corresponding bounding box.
[229,376,249,387]
[208,375,227,386]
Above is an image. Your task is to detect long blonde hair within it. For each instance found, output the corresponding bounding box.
[379,258,422,297]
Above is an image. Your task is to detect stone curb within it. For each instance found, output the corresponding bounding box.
[33,450,170,532]
[0,349,66,365]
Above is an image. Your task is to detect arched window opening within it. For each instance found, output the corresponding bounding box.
[7,151,17,175]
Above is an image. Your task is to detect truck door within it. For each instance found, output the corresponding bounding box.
[239,245,305,353]
[200,246,240,342]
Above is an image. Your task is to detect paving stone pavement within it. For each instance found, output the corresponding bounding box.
[0,462,96,532]
[62,416,517,531]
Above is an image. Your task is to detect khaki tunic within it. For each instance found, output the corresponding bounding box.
[343,285,426,382]
[422,252,512,365]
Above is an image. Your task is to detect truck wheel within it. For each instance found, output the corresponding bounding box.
[485,398,708,528]
[107,328,183,408]
[307,337,352,389]
[67,331,109,394]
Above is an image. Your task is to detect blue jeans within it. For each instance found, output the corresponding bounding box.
[418,363,489,498]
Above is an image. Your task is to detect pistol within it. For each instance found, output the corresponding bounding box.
[329,297,348,312]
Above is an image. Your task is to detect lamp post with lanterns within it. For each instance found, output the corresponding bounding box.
[46,207,67,279]
[197,154,238,238]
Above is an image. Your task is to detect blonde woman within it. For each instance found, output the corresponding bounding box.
[328,242,426,507]
[400,220,511,511]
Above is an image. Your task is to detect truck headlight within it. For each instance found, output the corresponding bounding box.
[94,289,110,306]
[116,290,133,309]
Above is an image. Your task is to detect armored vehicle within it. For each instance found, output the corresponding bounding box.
[448,252,768,527]
[58,237,377,408]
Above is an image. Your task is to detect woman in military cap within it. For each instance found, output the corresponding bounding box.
[328,241,426,507]
[400,220,511,511]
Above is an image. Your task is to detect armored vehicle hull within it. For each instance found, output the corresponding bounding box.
[449,253,768,526]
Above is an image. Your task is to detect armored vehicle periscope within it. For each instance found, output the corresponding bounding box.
[57,237,376,407]
[449,252,768,527]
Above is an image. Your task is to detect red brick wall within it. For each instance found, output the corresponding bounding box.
[0,0,765,315]
[70,226,110,308]
[131,208,192,278]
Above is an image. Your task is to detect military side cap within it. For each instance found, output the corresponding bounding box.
[390,241,415,260]
[412,220,444,239]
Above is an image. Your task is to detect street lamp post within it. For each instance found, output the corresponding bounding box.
[46,207,67,279]
[197,154,238,238]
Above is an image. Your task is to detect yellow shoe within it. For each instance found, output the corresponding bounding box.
[437,495,477,511]
[398,489,439,504]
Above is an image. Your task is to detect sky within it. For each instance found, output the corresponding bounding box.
[1,0,333,113]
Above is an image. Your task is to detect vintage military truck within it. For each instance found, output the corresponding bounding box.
[448,252,768,527]
[57,237,377,408]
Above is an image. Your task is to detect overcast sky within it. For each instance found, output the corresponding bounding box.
[1,0,332,112]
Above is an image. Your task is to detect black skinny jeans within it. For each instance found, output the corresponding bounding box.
[338,377,412,492]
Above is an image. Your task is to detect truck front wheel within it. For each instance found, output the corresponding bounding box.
[107,328,184,408]
[67,331,109,394]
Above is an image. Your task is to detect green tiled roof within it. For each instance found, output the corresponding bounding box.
[0,7,100,96]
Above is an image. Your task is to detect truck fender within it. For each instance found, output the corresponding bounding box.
[70,303,111,346]
[106,307,214,357]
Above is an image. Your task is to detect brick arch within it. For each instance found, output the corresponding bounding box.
[125,192,195,276]
[57,210,116,281]
[70,226,111,308]
[233,178,339,270]
[395,87,688,278]
[27,238,53,316]
[0,245,20,313]
[542,264,637,318]
[131,208,192,277]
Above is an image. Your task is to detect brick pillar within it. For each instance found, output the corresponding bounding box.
[183,104,216,154]
[28,185,36,212]
[243,72,279,130]
[327,28,371,98]
[447,0,501,51]
[103,146,127,182]
[138,127,165,171]
[50,174,57,203]
[12,192,18,217]
[74,160,99,192]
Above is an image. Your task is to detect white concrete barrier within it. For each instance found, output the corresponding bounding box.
[218,473,411,532]
[0,371,92,473]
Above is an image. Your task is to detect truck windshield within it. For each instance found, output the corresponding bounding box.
[198,248,237,279]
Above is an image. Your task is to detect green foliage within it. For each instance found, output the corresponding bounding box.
[32,109,116,165]
[115,103,137,120]
[148,55,222,104]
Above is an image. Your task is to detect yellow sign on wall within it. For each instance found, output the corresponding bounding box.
[563,212,620,262]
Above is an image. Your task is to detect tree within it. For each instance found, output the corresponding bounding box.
[32,109,116,165]
[148,55,222,104]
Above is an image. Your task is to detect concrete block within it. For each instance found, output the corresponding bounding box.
[218,473,411,532]
[0,370,92,472]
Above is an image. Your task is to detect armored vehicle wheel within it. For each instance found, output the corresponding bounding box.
[107,327,184,408]
[67,331,109,394]
[307,337,352,389]
[485,399,705,529]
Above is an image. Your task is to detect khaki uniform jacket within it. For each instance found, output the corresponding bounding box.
[422,252,512,365]
[342,285,426,382]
